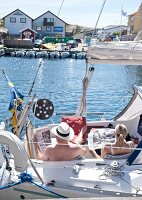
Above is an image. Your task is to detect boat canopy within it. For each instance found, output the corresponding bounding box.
[87,41,142,65]
[114,85,142,121]
[114,85,142,138]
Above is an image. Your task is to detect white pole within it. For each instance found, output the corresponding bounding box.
[120,6,123,38]
[92,0,107,38]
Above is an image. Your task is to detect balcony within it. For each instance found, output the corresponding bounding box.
[43,22,54,26]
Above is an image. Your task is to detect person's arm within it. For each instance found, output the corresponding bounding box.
[101,145,110,158]
[89,147,101,159]
[33,135,43,160]
[76,145,86,157]
[129,141,134,151]
[73,132,83,144]
[42,147,51,161]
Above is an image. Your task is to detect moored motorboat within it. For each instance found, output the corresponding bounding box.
[60,51,70,58]
[15,50,25,57]
[25,51,35,58]
[35,51,48,58]
[49,51,60,59]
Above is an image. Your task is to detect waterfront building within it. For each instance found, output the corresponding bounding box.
[2,9,66,39]
[2,9,33,37]
[127,3,142,35]
[33,11,66,38]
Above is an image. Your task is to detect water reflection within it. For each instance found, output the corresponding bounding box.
[0,57,142,127]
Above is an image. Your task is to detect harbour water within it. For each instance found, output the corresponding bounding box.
[0,56,142,129]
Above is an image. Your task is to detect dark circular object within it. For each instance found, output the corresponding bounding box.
[33,99,54,120]
[20,195,25,199]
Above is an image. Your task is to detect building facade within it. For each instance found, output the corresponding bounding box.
[33,11,66,38]
[3,9,33,36]
[97,25,127,39]
[3,9,66,38]
[127,3,142,34]
[20,28,37,40]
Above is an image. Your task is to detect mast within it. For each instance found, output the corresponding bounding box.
[92,0,107,38]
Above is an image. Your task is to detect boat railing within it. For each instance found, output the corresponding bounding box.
[54,112,105,116]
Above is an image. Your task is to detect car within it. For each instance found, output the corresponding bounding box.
[66,40,78,48]
[34,39,43,48]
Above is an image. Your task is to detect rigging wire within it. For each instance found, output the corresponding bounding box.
[92,0,107,38]
[57,0,65,17]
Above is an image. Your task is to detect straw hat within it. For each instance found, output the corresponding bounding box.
[51,122,74,141]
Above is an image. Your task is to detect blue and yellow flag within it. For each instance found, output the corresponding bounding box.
[3,70,24,128]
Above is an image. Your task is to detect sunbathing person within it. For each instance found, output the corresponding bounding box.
[89,124,134,158]
[42,122,86,161]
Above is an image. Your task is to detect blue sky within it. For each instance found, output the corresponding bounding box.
[0,0,142,28]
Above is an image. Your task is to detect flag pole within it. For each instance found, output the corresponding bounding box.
[2,69,24,129]
[28,58,43,98]
[120,6,123,38]
[120,6,123,25]
[14,59,43,136]
[92,0,107,38]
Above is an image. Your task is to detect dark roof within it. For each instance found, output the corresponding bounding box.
[33,10,66,24]
[2,9,33,20]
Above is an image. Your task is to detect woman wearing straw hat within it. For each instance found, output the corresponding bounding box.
[42,122,86,161]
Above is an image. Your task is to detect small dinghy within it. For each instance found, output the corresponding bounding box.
[25,51,35,58]
[15,50,25,57]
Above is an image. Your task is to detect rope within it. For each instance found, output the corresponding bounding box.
[19,173,67,198]
[76,66,94,116]
[120,176,141,194]
[0,172,67,198]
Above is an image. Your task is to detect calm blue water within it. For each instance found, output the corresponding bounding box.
[0,56,142,128]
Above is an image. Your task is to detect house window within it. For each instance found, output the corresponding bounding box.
[130,26,134,33]
[130,16,134,21]
[20,18,26,23]
[46,27,52,32]
[36,26,42,31]
[47,18,54,22]
[44,18,47,22]
[10,17,16,23]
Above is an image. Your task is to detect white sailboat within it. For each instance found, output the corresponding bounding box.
[1,1,142,199]
[1,42,142,199]
[88,40,142,65]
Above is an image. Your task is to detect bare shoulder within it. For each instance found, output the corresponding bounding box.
[69,142,81,148]
[44,144,56,152]
[43,145,55,161]
[69,143,86,150]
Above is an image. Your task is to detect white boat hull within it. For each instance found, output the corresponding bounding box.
[1,158,142,199]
